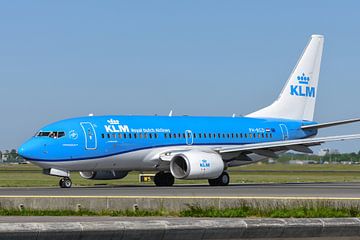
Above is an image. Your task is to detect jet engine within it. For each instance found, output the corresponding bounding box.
[79,170,129,180]
[170,150,224,179]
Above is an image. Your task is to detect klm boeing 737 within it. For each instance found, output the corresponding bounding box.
[18,35,360,188]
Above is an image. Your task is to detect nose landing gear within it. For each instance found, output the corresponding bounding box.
[59,177,72,188]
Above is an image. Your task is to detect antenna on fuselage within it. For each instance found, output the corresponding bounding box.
[232,113,236,118]
[169,110,173,117]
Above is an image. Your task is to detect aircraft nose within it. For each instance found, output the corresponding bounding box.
[18,141,36,159]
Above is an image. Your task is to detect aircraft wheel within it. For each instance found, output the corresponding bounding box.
[154,172,175,186]
[59,177,72,188]
[208,172,230,186]
[59,178,64,187]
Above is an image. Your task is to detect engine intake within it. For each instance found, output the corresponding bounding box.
[170,150,224,179]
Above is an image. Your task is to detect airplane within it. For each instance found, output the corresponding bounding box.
[18,34,360,188]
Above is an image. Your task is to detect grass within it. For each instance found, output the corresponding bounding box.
[180,205,360,218]
[2,205,360,218]
[2,163,360,187]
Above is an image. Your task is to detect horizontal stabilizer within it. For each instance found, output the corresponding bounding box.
[302,118,360,130]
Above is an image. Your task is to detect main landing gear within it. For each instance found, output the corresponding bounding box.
[59,177,72,188]
[154,172,175,186]
[208,172,230,186]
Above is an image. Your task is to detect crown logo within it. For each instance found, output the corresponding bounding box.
[297,73,310,85]
[107,119,120,125]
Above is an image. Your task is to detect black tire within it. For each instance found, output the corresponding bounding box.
[60,177,72,188]
[208,172,230,186]
[154,172,175,186]
[218,172,230,186]
[208,178,218,186]
[59,178,64,188]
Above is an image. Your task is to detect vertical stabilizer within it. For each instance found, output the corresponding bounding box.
[247,34,324,121]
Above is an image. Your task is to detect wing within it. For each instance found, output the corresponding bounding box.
[216,134,360,160]
[154,134,360,166]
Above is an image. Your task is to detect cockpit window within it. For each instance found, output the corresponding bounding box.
[36,131,66,139]
[37,131,51,137]
[57,132,65,138]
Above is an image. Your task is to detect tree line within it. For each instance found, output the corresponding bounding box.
[0,149,24,163]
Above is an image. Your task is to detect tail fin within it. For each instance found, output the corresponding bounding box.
[247,34,324,121]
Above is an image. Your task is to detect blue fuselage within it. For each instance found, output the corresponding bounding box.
[18,115,317,166]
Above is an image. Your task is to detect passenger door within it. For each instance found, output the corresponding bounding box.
[80,122,97,150]
[279,124,289,140]
[185,130,193,145]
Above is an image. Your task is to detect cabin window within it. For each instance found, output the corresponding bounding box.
[218,133,221,138]
[107,134,110,139]
[193,133,196,138]
[101,133,105,139]
[244,133,248,138]
[155,133,158,139]
[198,133,202,138]
[134,133,137,139]
[208,133,212,139]
[112,134,116,139]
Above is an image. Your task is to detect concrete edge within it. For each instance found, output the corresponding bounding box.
[0,218,359,239]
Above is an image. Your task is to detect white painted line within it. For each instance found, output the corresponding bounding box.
[0,195,360,200]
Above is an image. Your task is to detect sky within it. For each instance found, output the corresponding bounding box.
[0,1,360,152]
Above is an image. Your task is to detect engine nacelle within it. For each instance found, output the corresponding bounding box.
[79,170,129,180]
[170,150,224,179]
